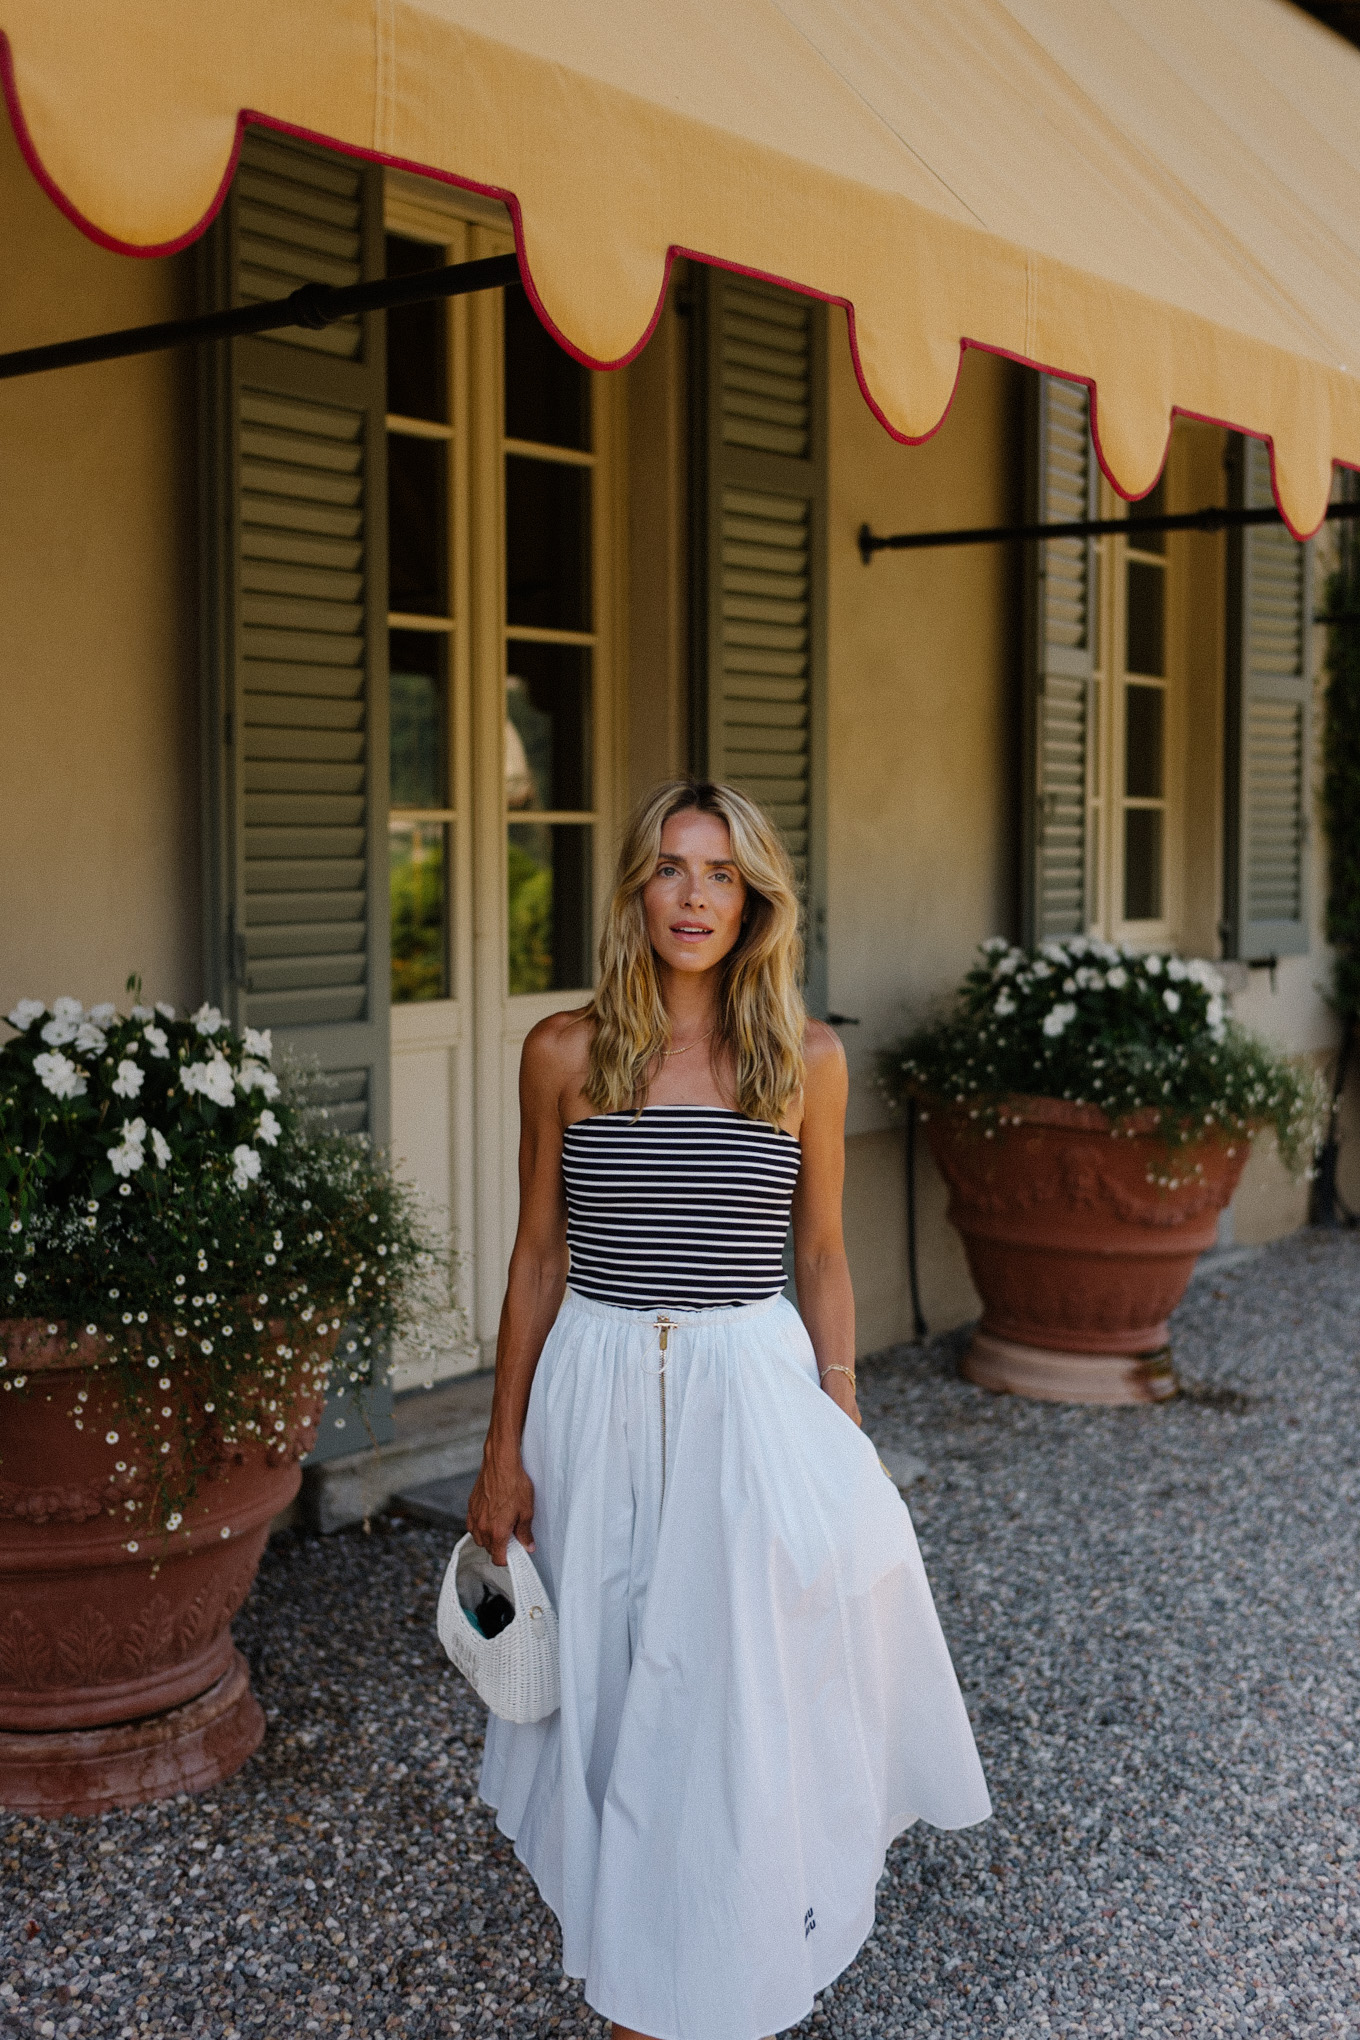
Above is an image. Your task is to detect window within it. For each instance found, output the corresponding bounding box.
[386,232,455,1003]
[1121,476,1168,925]
[503,284,596,995]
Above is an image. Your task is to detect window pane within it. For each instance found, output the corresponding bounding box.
[1125,558,1164,676]
[507,823,592,994]
[388,436,447,615]
[385,235,447,423]
[505,456,591,631]
[503,283,590,451]
[391,821,448,1002]
[506,645,591,812]
[1124,807,1163,922]
[390,631,446,809]
[1124,683,1164,800]
[1128,474,1166,555]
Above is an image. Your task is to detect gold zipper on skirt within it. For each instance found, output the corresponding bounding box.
[654,1314,674,1510]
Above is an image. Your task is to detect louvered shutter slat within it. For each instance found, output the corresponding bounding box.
[698,271,826,1011]
[1022,376,1097,942]
[1224,437,1311,960]
[201,128,389,1140]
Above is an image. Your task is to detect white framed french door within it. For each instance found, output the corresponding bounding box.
[383,174,621,1382]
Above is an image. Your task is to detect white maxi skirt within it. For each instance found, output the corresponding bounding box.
[479,1289,991,2040]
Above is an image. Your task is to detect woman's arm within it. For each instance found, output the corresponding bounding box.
[466,1016,581,1563]
[791,1021,860,1425]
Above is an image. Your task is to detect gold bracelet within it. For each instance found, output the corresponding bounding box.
[819,1364,856,1390]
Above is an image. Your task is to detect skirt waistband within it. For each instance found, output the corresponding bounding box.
[561,1287,786,1329]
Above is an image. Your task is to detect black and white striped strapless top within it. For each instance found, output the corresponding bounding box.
[561,1106,801,1311]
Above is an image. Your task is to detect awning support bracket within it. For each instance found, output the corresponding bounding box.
[0,252,523,382]
[858,498,1360,560]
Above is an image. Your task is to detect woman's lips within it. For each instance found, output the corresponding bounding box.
[670,923,712,939]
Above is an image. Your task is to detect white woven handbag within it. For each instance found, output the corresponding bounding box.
[436,1532,560,1725]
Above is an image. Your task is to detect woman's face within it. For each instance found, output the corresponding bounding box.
[642,808,749,977]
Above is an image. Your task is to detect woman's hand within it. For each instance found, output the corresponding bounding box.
[467,1451,536,1566]
[819,1369,862,1427]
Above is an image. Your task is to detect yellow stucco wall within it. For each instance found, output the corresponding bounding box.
[825,329,1021,1351]
[0,109,198,1020]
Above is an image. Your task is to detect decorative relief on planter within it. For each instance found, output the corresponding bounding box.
[57,1606,120,1687]
[0,1611,52,1689]
[933,1131,1233,1228]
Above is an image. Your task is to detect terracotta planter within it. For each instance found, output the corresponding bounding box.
[922,1097,1249,1405]
[0,1319,332,1816]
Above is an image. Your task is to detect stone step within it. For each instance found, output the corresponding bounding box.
[391,1468,479,1533]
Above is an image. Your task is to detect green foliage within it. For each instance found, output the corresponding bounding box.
[878,939,1323,1174]
[507,836,553,995]
[390,836,446,1004]
[1322,540,1360,1022]
[0,996,452,1528]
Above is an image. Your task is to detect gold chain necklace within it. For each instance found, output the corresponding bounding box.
[662,1027,715,1059]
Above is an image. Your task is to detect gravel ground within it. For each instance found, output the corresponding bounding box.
[3,1228,1359,2040]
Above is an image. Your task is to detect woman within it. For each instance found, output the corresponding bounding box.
[469,779,990,2040]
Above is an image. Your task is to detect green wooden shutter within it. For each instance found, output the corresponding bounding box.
[695,270,828,1013]
[1224,436,1312,961]
[199,129,390,1140]
[1021,374,1098,943]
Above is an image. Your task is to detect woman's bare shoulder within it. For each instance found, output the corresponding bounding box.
[803,1017,848,1081]
[520,1004,595,1098]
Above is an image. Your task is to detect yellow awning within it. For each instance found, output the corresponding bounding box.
[4,0,1360,536]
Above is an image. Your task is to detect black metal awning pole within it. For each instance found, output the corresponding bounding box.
[0,252,523,382]
[858,495,1360,561]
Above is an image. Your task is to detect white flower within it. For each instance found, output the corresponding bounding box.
[1062,977,1077,993]
[155,1001,176,1020]
[255,1108,281,1147]
[108,1117,147,1178]
[6,999,46,1031]
[1105,966,1128,989]
[231,1144,262,1190]
[130,1004,154,1021]
[236,1060,281,1100]
[1074,967,1105,990]
[1042,1002,1077,1038]
[192,1003,225,1036]
[111,1059,145,1099]
[150,1127,172,1169]
[1163,989,1181,1014]
[33,1050,88,1099]
[1166,957,1188,982]
[1031,960,1053,980]
[1185,958,1225,994]
[40,1016,79,1047]
[1040,941,1068,965]
[993,992,1016,1017]
[143,1024,169,1059]
[87,1002,117,1024]
[242,1027,273,1061]
[51,996,83,1021]
[181,1056,236,1108]
[73,1022,108,1056]
[995,953,1020,977]
[1144,954,1163,976]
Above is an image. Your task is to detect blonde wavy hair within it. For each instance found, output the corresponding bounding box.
[586,779,806,1125]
